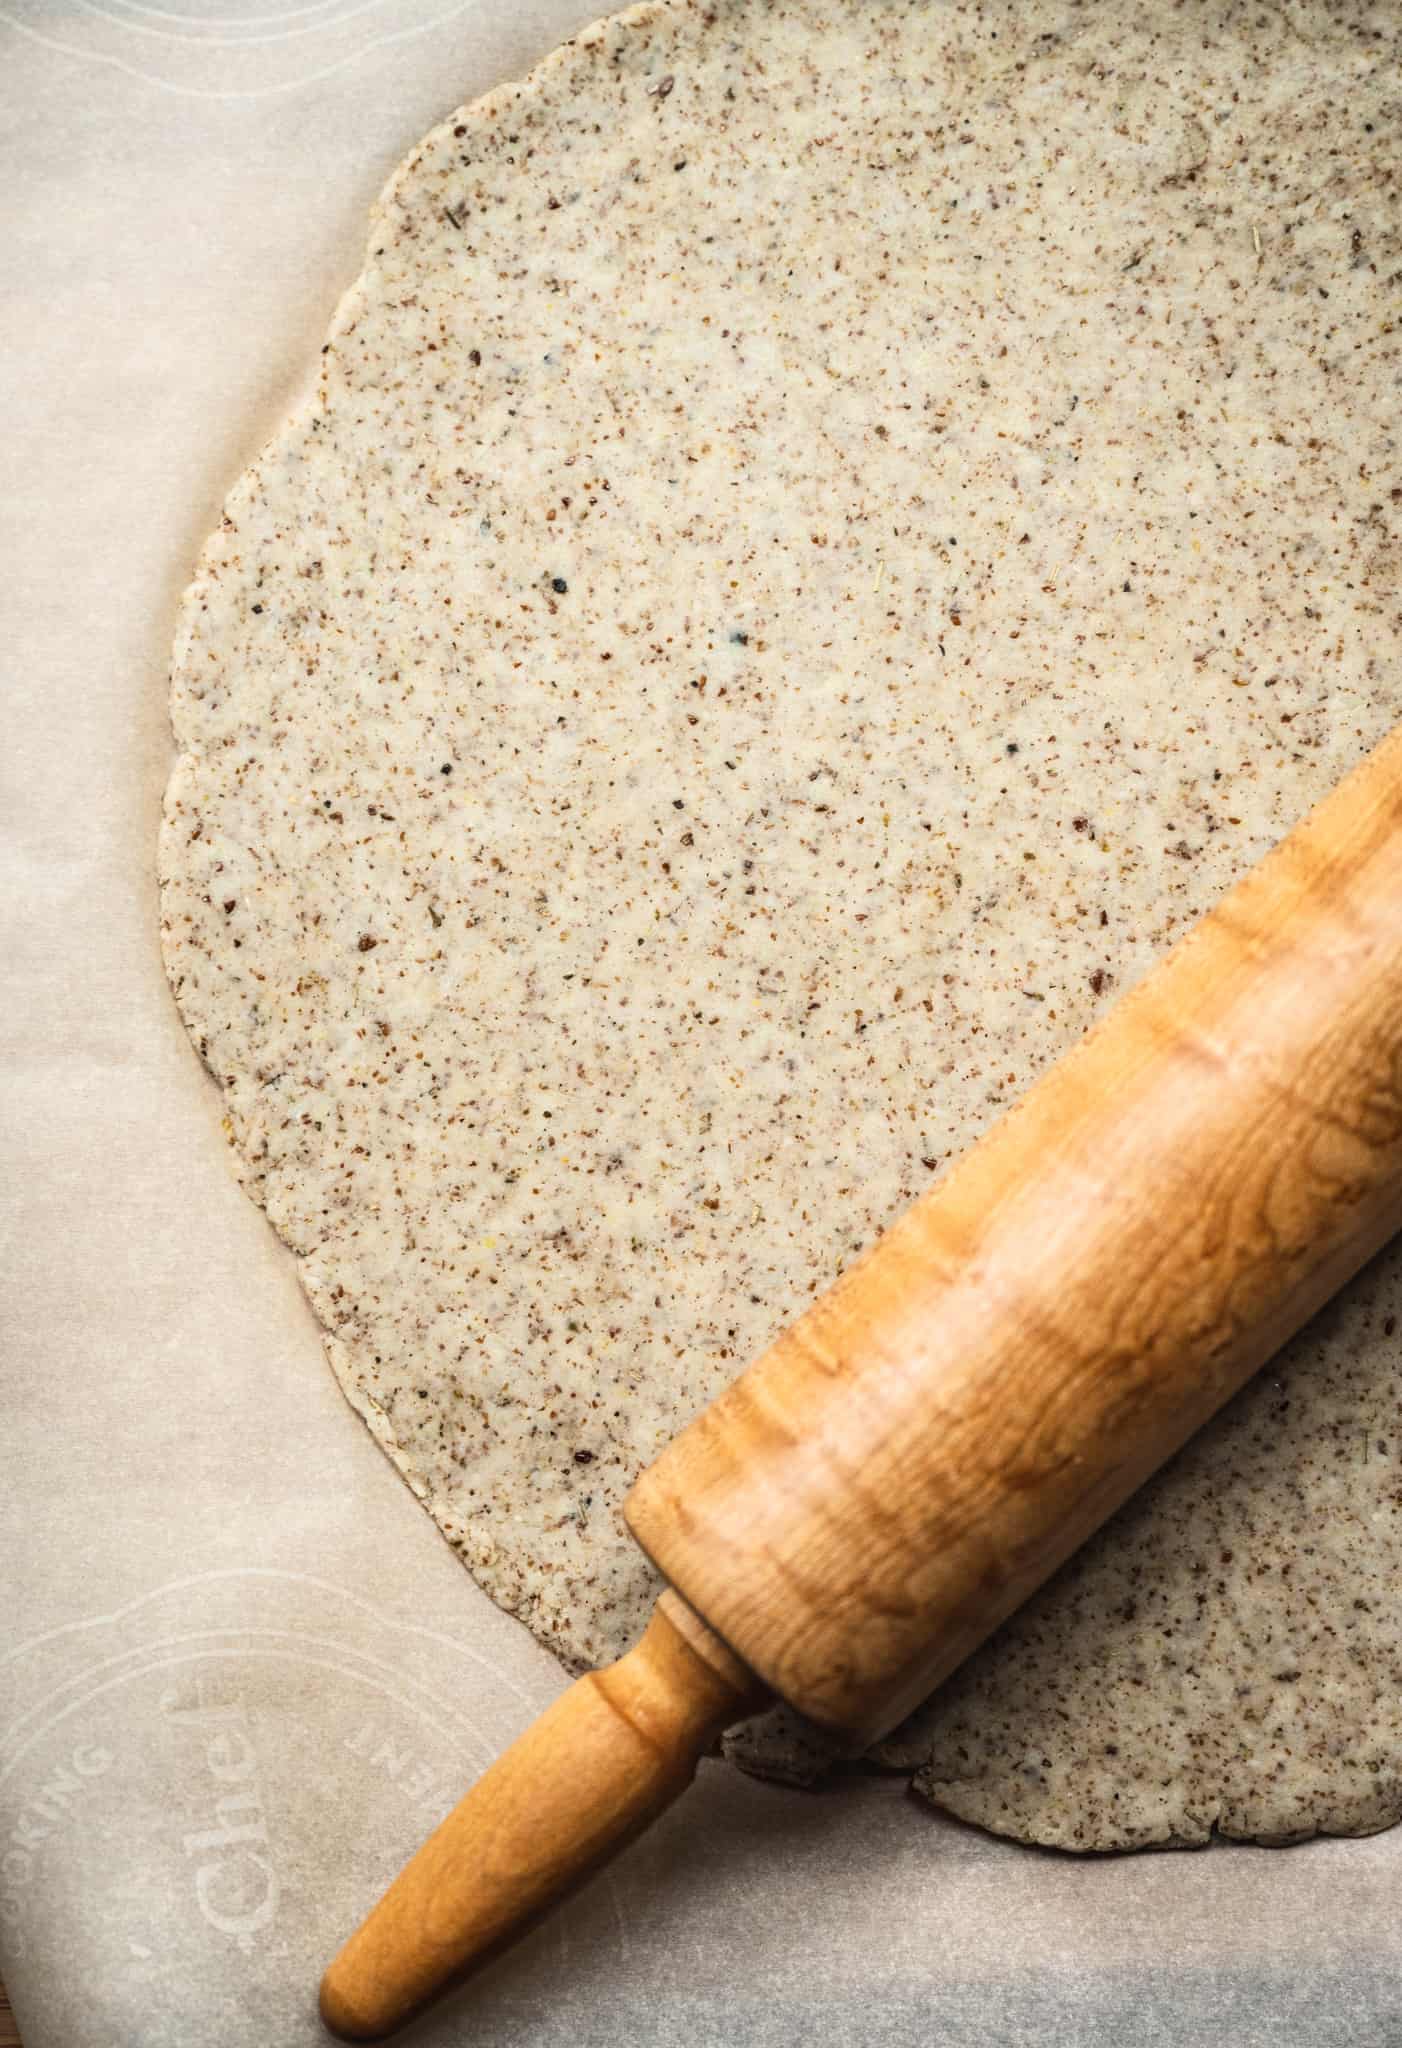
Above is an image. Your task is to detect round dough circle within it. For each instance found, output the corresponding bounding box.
[161,0,1402,1846]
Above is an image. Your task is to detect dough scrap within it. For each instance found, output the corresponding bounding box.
[161,0,1402,1846]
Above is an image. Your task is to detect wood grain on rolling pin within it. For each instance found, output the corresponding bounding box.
[0,1978,21,2048]
[628,725,1402,1743]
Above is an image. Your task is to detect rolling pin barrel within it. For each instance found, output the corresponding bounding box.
[322,728,1402,2038]
[627,726,1402,1740]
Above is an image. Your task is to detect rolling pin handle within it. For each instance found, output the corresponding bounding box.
[318,1591,767,2040]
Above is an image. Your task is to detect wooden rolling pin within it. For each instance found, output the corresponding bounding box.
[320,727,1402,2040]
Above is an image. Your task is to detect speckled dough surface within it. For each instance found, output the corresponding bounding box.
[161,0,1402,1847]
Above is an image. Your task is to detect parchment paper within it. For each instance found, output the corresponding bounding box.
[2,5,1400,2043]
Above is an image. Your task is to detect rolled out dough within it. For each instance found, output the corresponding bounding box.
[161,0,1402,1847]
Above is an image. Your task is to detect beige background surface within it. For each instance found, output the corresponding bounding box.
[2,3,1400,2043]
